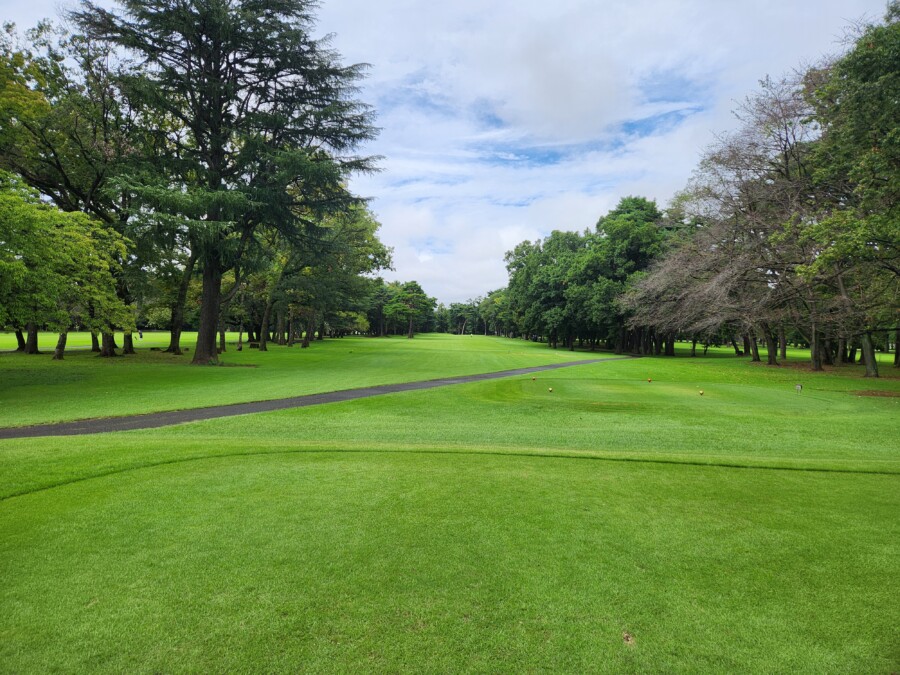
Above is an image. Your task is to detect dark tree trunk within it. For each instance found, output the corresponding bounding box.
[860,331,879,378]
[259,300,273,352]
[810,327,823,371]
[665,332,676,356]
[778,326,787,361]
[287,313,295,347]
[746,334,760,362]
[822,338,834,366]
[218,316,226,353]
[165,252,195,355]
[122,331,136,355]
[731,337,742,356]
[99,332,118,357]
[192,259,223,365]
[91,331,100,352]
[52,332,68,360]
[742,334,753,358]
[24,324,40,354]
[690,336,697,357]
[14,329,26,351]
[848,342,858,364]
[407,316,414,339]
[301,312,315,348]
[761,323,778,366]
[236,328,243,351]
[837,338,848,364]
[894,328,899,368]
[615,326,626,354]
[276,311,286,346]
[317,319,324,341]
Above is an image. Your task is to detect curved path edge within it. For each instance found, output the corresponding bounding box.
[1,356,634,439]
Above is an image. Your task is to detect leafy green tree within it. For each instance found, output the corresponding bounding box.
[72,0,377,364]
[384,281,435,338]
[804,4,900,375]
[0,171,131,358]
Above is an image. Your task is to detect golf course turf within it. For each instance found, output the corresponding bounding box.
[1,334,898,672]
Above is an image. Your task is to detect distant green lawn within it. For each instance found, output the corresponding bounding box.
[1,335,898,671]
[0,332,595,427]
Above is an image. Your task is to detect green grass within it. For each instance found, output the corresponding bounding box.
[1,335,898,672]
[0,332,595,427]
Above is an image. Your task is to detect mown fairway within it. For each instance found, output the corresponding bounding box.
[1,335,898,672]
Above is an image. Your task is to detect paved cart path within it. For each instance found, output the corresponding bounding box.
[0,356,634,439]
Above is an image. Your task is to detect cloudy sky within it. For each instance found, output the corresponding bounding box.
[3,0,888,303]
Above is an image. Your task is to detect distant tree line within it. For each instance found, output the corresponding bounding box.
[448,6,898,377]
[1,0,435,362]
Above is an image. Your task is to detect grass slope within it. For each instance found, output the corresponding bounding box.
[1,335,898,672]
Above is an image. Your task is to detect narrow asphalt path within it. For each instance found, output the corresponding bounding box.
[0,356,634,439]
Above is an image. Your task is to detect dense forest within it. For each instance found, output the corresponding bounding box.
[1,2,897,376]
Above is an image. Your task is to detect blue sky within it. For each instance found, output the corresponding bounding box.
[2,0,889,302]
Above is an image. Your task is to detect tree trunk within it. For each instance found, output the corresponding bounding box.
[301,312,315,348]
[778,326,787,361]
[100,331,118,357]
[122,331,136,355]
[407,316,414,339]
[287,312,295,347]
[810,327,823,371]
[730,337,742,356]
[258,300,273,352]
[822,338,834,366]
[276,311,286,346]
[860,331,879,378]
[24,324,40,354]
[742,333,759,362]
[192,259,223,365]
[615,326,625,354]
[237,328,243,351]
[665,332,676,356]
[894,327,899,368]
[52,332,68,360]
[761,323,778,366]
[690,336,697,357]
[837,338,848,364]
[14,329,26,351]
[218,317,227,354]
[91,331,100,352]
[165,252,196,355]
[848,342,858,364]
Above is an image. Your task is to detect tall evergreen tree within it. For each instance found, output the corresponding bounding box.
[71,0,378,364]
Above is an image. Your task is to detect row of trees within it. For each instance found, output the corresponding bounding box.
[1,0,432,363]
[625,6,899,377]
[487,6,898,377]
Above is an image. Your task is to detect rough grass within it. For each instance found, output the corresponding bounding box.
[1,335,898,672]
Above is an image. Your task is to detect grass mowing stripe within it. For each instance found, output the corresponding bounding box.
[2,444,898,504]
